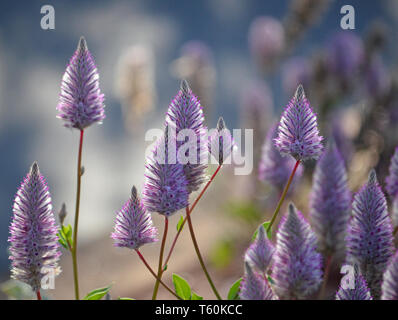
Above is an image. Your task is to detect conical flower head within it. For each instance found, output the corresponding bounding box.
[274,85,323,161]
[208,117,235,165]
[166,80,208,193]
[57,36,105,129]
[143,125,189,217]
[112,186,158,249]
[346,170,394,299]
[309,139,351,256]
[381,251,398,300]
[8,162,61,291]
[239,262,277,300]
[244,225,275,273]
[385,146,398,198]
[259,123,303,191]
[336,266,373,300]
[272,203,323,299]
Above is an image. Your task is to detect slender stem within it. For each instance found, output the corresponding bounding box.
[318,254,333,300]
[186,207,222,300]
[135,250,182,300]
[266,160,300,233]
[394,226,398,236]
[163,165,222,269]
[152,217,169,300]
[71,129,84,300]
[36,290,42,300]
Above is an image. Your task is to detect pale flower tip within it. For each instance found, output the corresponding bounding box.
[258,224,265,239]
[288,202,296,216]
[30,161,39,176]
[368,169,378,185]
[216,117,225,131]
[78,36,87,52]
[180,79,191,94]
[294,84,306,101]
[131,186,138,199]
[58,203,67,225]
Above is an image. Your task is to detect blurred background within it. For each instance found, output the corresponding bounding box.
[0,0,397,299]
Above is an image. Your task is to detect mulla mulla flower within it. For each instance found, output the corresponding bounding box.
[8,162,61,299]
[244,225,275,274]
[239,262,277,300]
[112,186,158,249]
[274,84,323,161]
[309,139,351,256]
[166,80,208,193]
[272,203,323,299]
[381,251,398,300]
[335,267,373,300]
[208,117,235,165]
[57,36,105,129]
[385,146,398,198]
[143,125,189,217]
[346,170,394,299]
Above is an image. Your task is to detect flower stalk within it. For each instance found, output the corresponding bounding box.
[152,217,169,300]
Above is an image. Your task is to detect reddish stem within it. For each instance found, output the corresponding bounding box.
[36,290,42,300]
[152,217,169,300]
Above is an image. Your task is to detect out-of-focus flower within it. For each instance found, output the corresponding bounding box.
[259,123,303,191]
[272,203,323,299]
[274,84,323,161]
[112,186,158,249]
[386,146,398,198]
[381,251,398,300]
[336,267,373,300]
[346,170,394,299]
[115,45,156,132]
[309,140,351,256]
[166,80,208,193]
[208,117,235,165]
[365,54,391,99]
[58,203,67,225]
[392,198,398,229]
[282,57,312,95]
[8,162,61,292]
[239,262,277,300]
[57,37,105,129]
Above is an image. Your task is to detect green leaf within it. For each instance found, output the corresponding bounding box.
[267,275,274,285]
[252,221,272,240]
[57,224,73,250]
[191,292,203,300]
[227,278,242,300]
[163,264,168,272]
[83,284,112,300]
[118,297,135,300]
[226,201,262,224]
[172,274,192,300]
[209,238,234,269]
[176,215,184,232]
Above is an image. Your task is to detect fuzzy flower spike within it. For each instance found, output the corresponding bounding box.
[336,266,373,300]
[8,162,61,294]
[57,36,105,129]
[346,170,394,299]
[208,117,235,165]
[272,203,323,299]
[112,186,158,249]
[239,262,277,300]
[381,250,398,300]
[274,84,323,161]
[385,147,398,230]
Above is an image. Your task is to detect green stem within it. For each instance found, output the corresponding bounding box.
[186,207,222,300]
[152,216,169,300]
[71,129,84,300]
[266,160,300,233]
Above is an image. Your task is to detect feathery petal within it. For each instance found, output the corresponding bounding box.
[381,251,398,300]
[239,262,277,300]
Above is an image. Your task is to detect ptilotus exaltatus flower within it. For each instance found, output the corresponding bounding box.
[208,117,234,165]
[381,251,398,300]
[8,162,61,293]
[346,170,394,299]
[272,203,323,299]
[143,125,189,217]
[239,262,277,300]
[274,84,323,161]
[112,186,158,249]
[57,36,105,129]
[166,80,208,193]
[244,225,275,274]
[335,266,373,300]
[309,139,351,256]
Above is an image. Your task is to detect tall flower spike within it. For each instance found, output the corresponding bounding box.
[57,36,105,129]
[309,139,351,256]
[143,125,189,216]
[259,123,303,191]
[208,117,234,165]
[381,251,398,300]
[336,266,373,300]
[274,84,323,161]
[8,162,61,292]
[166,80,208,193]
[272,203,323,299]
[244,225,275,273]
[385,146,398,198]
[346,170,394,299]
[239,262,277,300]
[112,186,158,249]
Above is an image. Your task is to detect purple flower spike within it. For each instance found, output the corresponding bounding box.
[259,123,303,191]
[166,80,208,193]
[381,251,398,300]
[239,262,277,300]
[336,267,373,300]
[208,117,234,165]
[245,225,275,273]
[57,36,105,129]
[112,186,158,250]
[143,126,189,217]
[274,84,323,161]
[385,147,398,198]
[8,162,61,292]
[272,203,323,299]
[309,139,351,256]
[346,170,394,299]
